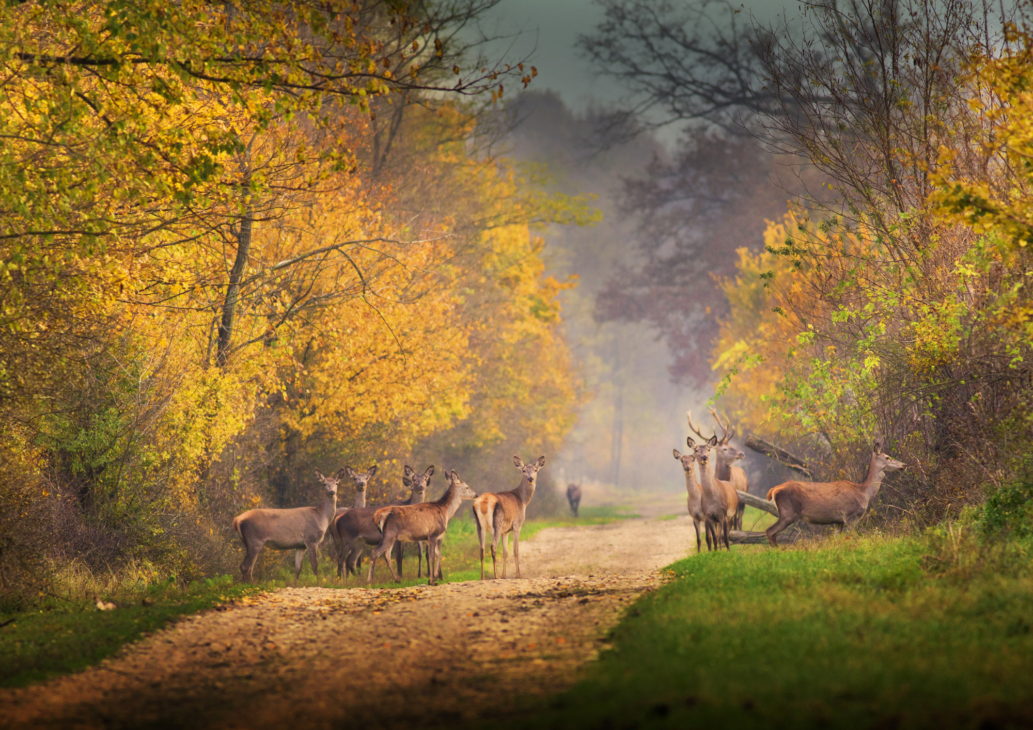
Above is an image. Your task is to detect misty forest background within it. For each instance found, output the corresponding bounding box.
[3,0,1033,603]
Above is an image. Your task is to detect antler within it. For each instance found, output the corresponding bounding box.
[708,407,735,445]
[686,411,713,442]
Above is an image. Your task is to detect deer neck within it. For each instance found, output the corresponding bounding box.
[683,469,703,510]
[697,459,721,501]
[714,453,733,482]
[353,491,366,509]
[320,490,338,526]
[437,483,465,522]
[514,479,536,505]
[860,454,887,505]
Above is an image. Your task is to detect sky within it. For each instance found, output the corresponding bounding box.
[476,0,799,114]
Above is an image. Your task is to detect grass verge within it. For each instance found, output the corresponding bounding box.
[502,530,1033,730]
[0,576,262,688]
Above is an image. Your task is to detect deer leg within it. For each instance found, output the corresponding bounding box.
[513,528,522,579]
[476,514,486,581]
[693,519,702,553]
[501,533,509,579]
[722,519,731,551]
[294,549,305,583]
[394,542,405,580]
[736,500,746,531]
[241,545,262,582]
[490,529,502,580]
[765,514,797,547]
[308,544,320,577]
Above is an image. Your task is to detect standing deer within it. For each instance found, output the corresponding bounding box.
[329,465,377,560]
[691,434,736,551]
[472,455,545,580]
[765,440,906,546]
[673,444,710,553]
[233,469,343,582]
[369,469,477,585]
[566,481,582,517]
[708,409,749,530]
[334,465,433,579]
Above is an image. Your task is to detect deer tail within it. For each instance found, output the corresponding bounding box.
[767,485,787,501]
[376,509,390,533]
[232,514,243,538]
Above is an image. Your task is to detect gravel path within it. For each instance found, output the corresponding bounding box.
[0,514,699,729]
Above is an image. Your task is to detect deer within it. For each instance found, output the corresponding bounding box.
[369,469,478,585]
[672,443,711,553]
[707,408,749,530]
[566,481,582,517]
[472,454,545,580]
[233,469,343,582]
[689,433,736,551]
[765,439,906,546]
[334,465,433,579]
[329,465,377,560]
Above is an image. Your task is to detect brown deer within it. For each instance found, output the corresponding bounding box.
[566,481,582,517]
[369,469,477,585]
[672,443,710,552]
[329,465,377,559]
[472,454,545,580]
[708,409,749,530]
[233,469,343,582]
[765,439,906,546]
[690,433,736,551]
[334,465,432,579]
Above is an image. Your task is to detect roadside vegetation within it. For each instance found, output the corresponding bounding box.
[509,523,1033,730]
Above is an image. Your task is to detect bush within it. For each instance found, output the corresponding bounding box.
[979,467,1033,539]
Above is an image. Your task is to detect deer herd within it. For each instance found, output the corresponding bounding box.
[673,408,907,549]
[233,455,546,585]
[232,409,907,585]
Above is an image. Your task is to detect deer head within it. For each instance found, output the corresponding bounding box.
[690,434,719,468]
[513,454,546,485]
[672,447,696,472]
[872,440,907,472]
[403,464,435,498]
[314,468,345,500]
[344,465,377,495]
[443,469,478,500]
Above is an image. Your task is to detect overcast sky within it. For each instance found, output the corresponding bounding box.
[478,0,798,113]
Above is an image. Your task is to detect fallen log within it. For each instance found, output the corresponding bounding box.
[744,436,813,479]
[737,490,779,517]
[728,530,769,545]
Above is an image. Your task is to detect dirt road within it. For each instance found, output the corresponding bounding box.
[0,511,699,729]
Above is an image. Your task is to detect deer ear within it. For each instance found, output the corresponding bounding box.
[708,435,718,446]
[673,449,682,459]
[873,439,883,453]
[366,465,377,478]
[404,465,415,478]
[536,455,546,469]
[686,436,695,448]
[424,465,435,478]
[450,469,459,481]
[403,476,412,488]
[315,469,325,480]
[344,466,357,479]
[513,455,524,468]
[334,467,348,480]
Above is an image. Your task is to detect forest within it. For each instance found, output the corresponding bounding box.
[0,0,594,601]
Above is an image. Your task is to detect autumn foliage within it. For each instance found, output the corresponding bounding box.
[0,1,589,598]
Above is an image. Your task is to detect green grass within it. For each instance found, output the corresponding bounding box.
[0,507,633,688]
[0,576,262,688]
[501,532,1033,730]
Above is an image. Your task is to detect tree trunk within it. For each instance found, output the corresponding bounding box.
[216,203,253,367]
[744,436,812,479]
[737,489,778,516]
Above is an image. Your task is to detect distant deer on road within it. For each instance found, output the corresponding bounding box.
[369,469,477,585]
[566,482,582,517]
[334,465,433,579]
[708,409,749,530]
[472,455,545,579]
[766,440,906,546]
[233,469,343,582]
